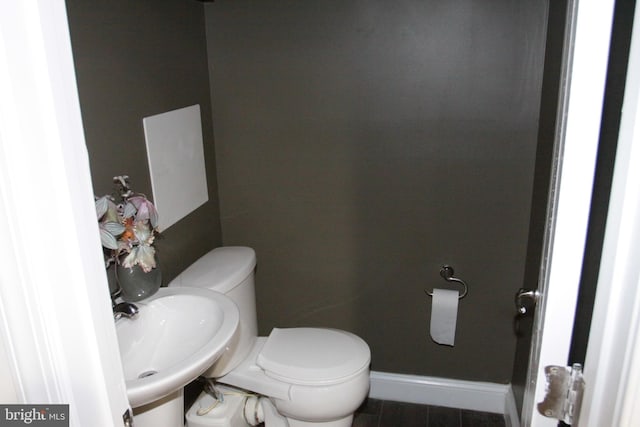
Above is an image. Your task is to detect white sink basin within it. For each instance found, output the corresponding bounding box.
[116,287,239,408]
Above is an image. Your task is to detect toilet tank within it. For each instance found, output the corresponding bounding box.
[168,246,258,377]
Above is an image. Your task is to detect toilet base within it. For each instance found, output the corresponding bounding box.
[185,387,252,427]
[185,385,356,427]
[287,415,353,427]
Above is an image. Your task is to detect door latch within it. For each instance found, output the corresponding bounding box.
[515,288,540,314]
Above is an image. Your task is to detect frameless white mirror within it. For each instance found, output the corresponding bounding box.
[143,104,208,230]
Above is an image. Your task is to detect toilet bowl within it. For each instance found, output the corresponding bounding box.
[169,247,371,427]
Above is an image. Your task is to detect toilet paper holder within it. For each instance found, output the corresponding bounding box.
[425,265,468,300]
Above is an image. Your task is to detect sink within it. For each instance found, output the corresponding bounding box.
[115,287,239,408]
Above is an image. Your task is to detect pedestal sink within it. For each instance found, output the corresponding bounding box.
[115,287,239,426]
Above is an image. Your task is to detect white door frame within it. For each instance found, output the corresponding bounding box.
[0,2,129,426]
[580,1,640,425]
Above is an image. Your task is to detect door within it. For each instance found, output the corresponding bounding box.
[517,0,618,426]
[0,2,130,425]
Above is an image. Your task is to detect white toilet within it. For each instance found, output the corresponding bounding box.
[168,247,371,427]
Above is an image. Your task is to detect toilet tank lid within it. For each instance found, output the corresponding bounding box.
[168,247,256,294]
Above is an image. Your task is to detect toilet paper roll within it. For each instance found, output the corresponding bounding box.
[430,288,459,346]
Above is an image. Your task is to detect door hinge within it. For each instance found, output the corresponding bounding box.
[538,363,585,425]
[123,408,134,426]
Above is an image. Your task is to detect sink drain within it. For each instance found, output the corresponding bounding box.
[138,370,157,379]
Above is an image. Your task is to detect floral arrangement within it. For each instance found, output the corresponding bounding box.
[95,176,160,272]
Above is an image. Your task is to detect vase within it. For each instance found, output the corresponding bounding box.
[116,263,162,302]
[106,264,119,296]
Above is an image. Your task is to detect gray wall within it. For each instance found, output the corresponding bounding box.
[206,0,548,382]
[66,0,222,281]
[66,0,551,384]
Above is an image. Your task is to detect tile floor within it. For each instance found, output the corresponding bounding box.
[353,398,507,427]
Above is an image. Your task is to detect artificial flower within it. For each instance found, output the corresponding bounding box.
[95,175,160,270]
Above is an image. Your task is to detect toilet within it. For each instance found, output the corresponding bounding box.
[169,247,371,427]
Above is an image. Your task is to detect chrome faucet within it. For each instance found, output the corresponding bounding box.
[113,302,139,320]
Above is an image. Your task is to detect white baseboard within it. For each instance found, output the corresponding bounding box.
[504,386,521,427]
[369,371,520,426]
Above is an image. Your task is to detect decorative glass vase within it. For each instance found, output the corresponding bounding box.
[116,262,162,302]
[106,264,119,296]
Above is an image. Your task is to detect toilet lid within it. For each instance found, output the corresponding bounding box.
[257,328,370,385]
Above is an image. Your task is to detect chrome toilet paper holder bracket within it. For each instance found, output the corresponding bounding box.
[425,265,468,299]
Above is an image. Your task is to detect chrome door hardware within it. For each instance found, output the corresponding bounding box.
[123,409,134,426]
[538,364,585,425]
[425,265,469,299]
[515,288,540,314]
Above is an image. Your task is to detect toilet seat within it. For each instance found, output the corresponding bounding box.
[257,327,370,386]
